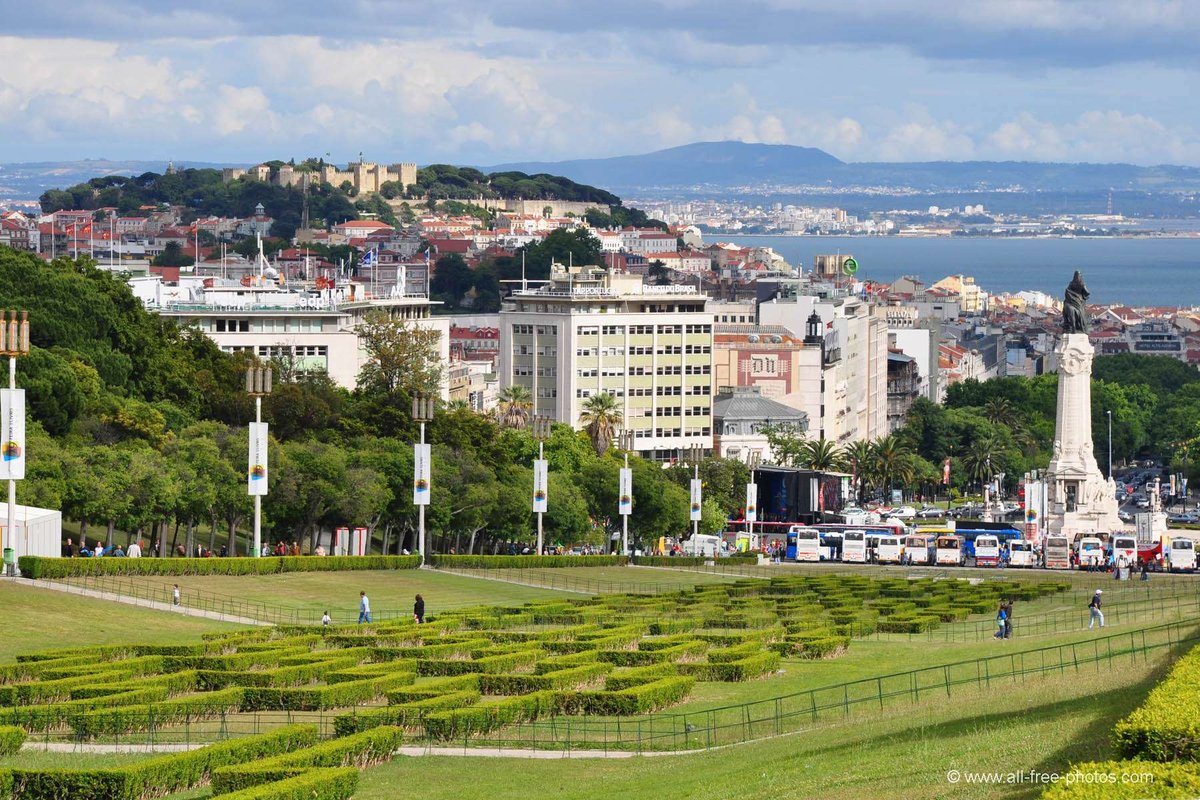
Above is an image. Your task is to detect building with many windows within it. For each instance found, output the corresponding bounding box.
[499,264,714,460]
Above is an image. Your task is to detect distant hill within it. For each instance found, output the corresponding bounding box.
[490,141,1200,194]
[0,159,229,203]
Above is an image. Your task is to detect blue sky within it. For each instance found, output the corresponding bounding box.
[1,0,1198,166]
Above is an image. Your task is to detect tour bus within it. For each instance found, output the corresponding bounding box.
[791,526,822,562]
[841,530,868,563]
[904,533,937,565]
[935,534,964,566]
[1007,539,1036,568]
[876,535,905,564]
[1110,534,1138,566]
[819,530,844,562]
[1077,537,1104,570]
[1044,535,1071,570]
[1168,538,1196,572]
[973,534,1001,567]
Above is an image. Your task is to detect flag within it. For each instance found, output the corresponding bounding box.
[361,248,378,267]
[424,248,431,265]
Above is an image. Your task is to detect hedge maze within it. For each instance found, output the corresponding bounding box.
[0,575,1067,798]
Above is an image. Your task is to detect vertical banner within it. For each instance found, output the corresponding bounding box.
[942,457,951,486]
[0,389,25,481]
[690,478,703,522]
[353,527,368,556]
[532,458,548,513]
[745,483,758,523]
[413,443,431,506]
[247,422,268,495]
[618,468,632,516]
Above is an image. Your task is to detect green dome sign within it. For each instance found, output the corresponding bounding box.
[842,257,859,276]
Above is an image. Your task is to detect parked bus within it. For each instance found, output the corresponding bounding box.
[1007,539,1035,568]
[904,533,937,565]
[1077,537,1104,570]
[842,530,867,563]
[1110,534,1138,567]
[1168,538,1196,572]
[1044,535,1071,570]
[819,530,844,562]
[935,534,964,566]
[792,526,822,562]
[973,534,1001,567]
[876,535,905,564]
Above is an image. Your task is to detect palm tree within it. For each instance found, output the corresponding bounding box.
[962,433,1002,491]
[446,399,472,413]
[802,438,846,472]
[983,397,1018,429]
[844,440,874,501]
[871,435,915,500]
[578,393,623,456]
[494,385,532,430]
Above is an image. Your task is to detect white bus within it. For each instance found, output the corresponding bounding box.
[1007,540,1035,568]
[1078,537,1104,570]
[974,535,1001,567]
[1111,534,1138,567]
[842,530,867,563]
[1168,538,1196,572]
[876,535,905,564]
[904,533,937,565]
[1044,535,1071,570]
[792,526,822,562]
[935,535,963,566]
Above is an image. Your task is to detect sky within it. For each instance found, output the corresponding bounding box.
[1,0,1199,166]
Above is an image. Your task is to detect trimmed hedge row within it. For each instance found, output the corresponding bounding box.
[416,649,543,677]
[198,658,362,690]
[72,687,247,737]
[0,726,25,755]
[480,663,611,695]
[428,555,628,569]
[678,652,781,682]
[1040,760,1200,799]
[239,673,414,712]
[423,691,556,740]
[18,555,420,579]
[211,768,358,800]
[1114,645,1200,761]
[333,690,482,736]
[211,726,403,794]
[565,676,696,716]
[631,556,707,567]
[10,725,318,800]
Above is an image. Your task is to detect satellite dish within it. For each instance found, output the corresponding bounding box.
[771,335,783,343]
[747,334,759,343]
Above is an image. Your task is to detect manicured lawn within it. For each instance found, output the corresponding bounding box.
[0,582,240,662]
[351,643,1182,800]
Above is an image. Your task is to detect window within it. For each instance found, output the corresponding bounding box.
[537,367,556,377]
[685,406,708,416]
[602,325,625,335]
[655,386,681,396]
[656,365,681,375]
[630,325,653,335]
[512,324,533,335]
[686,324,711,334]
[600,346,625,356]
[629,366,651,376]
[577,326,599,336]
[685,345,711,354]
[656,345,682,355]
[686,385,711,396]
[536,388,557,398]
[578,368,598,378]
[655,406,681,417]
[536,325,557,335]
[657,325,681,335]
[629,346,653,355]
[629,387,653,397]
[576,348,595,357]
[684,365,711,375]
[601,367,625,377]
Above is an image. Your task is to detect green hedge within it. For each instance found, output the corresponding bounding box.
[1040,760,1200,799]
[480,663,610,695]
[677,652,781,682]
[240,674,412,712]
[631,556,707,567]
[4,686,173,732]
[603,663,679,692]
[72,688,246,737]
[0,725,25,755]
[11,725,317,800]
[422,691,556,740]
[416,649,543,677]
[564,676,695,716]
[198,658,363,690]
[333,690,482,735]
[1114,645,1200,761]
[211,768,358,800]
[427,555,627,569]
[18,555,420,579]
[211,727,403,794]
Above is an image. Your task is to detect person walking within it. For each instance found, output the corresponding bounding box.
[1140,559,1150,582]
[413,594,425,624]
[1002,600,1014,639]
[1088,589,1104,629]
[172,584,181,607]
[127,540,142,559]
[321,610,332,626]
[358,591,372,624]
[994,603,1007,639]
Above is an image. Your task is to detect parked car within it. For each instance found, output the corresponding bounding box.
[916,507,946,519]
[1168,513,1199,524]
[889,506,917,519]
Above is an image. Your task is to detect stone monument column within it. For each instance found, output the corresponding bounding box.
[1045,272,1124,540]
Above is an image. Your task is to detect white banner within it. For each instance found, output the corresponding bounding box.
[745,483,758,523]
[690,478,703,522]
[0,389,25,481]
[247,422,268,495]
[532,458,548,513]
[618,468,632,516]
[413,443,431,506]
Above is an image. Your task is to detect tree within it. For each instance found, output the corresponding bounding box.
[803,438,846,471]
[429,254,472,307]
[519,228,602,280]
[844,440,874,500]
[151,242,194,268]
[762,424,809,468]
[494,385,533,430]
[578,393,622,455]
[871,435,915,499]
[355,309,442,395]
[647,260,670,286]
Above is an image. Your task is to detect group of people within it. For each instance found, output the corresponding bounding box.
[993,600,1015,639]
[62,538,144,558]
[330,591,426,626]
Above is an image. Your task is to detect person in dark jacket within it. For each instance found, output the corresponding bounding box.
[1002,600,1014,638]
[414,594,425,624]
[1088,590,1104,629]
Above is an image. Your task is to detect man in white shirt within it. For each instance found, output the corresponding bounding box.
[358,591,371,624]
[127,540,142,558]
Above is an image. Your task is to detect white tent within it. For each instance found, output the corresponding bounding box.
[0,505,63,560]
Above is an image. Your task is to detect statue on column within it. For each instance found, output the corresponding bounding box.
[1063,271,1090,334]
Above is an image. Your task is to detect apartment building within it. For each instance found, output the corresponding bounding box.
[499,264,714,460]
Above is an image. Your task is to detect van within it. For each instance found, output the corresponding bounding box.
[1007,539,1035,568]
[876,535,904,564]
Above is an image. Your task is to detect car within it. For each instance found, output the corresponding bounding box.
[889,506,917,519]
[1118,510,1133,523]
[1168,513,1199,524]
[917,507,946,519]
[1136,498,1151,509]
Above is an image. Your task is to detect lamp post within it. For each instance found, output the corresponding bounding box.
[412,393,435,566]
[617,430,635,555]
[531,415,551,555]
[1107,410,1113,480]
[0,311,30,572]
[245,365,273,557]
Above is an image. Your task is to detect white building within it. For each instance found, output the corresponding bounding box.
[499,264,714,460]
[133,276,449,394]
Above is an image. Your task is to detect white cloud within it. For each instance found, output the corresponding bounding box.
[985,111,1200,163]
[876,116,977,161]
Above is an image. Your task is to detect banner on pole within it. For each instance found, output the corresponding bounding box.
[532,459,548,513]
[0,389,25,481]
[413,443,431,506]
[690,478,703,522]
[247,422,268,495]
[618,468,632,516]
[745,483,758,523]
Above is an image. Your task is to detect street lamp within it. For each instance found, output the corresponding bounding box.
[1107,410,1113,480]
[412,393,435,565]
[531,415,551,555]
[0,311,30,572]
[245,364,273,558]
[617,430,635,555]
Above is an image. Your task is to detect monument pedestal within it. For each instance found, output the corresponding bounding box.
[1045,334,1125,539]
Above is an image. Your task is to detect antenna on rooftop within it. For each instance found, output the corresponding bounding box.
[521,251,527,292]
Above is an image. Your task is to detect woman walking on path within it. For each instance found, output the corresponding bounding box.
[414,594,425,624]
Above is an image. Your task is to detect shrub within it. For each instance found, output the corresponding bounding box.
[422,691,556,740]
[428,555,627,569]
[480,663,610,695]
[0,726,25,755]
[211,727,403,794]
[71,688,246,737]
[209,768,358,800]
[631,556,706,567]
[333,690,481,735]
[677,652,781,682]
[1040,760,1200,799]
[18,555,420,579]
[416,649,543,677]
[240,673,412,712]
[1114,647,1200,761]
[568,676,694,716]
[603,663,679,692]
[385,675,482,704]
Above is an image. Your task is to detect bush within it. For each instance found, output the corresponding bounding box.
[240,673,412,712]
[677,652,780,682]
[210,727,402,794]
[603,663,679,692]
[333,690,481,735]
[1040,760,1200,799]
[416,649,543,677]
[1114,646,1200,761]
[422,691,556,740]
[631,556,706,567]
[0,726,25,755]
[210,768,358,800]
[71,688,246,737]
[480,663,610,695]
[567,676,694,716]
[18,555,420,579]
[428,555,627,569]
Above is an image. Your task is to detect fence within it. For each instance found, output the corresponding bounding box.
[27,619,1200,751]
